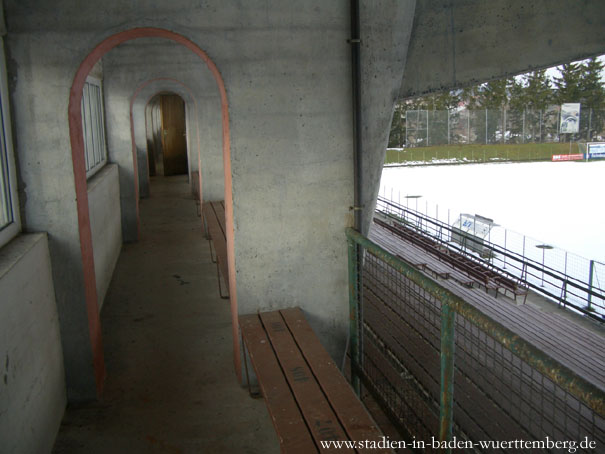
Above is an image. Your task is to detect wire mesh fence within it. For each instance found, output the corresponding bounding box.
[377,190,605,320]
[404,107,605,148]
[346,228,605,453]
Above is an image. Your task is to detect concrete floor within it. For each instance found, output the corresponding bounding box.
[52,176,279,454]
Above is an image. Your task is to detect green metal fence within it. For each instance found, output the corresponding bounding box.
[403,107,605,148]
[346,227,605,452]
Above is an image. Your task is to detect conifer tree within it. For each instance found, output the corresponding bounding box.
[522,70,553,111]
[553,63,583,104]
[477,79,510,109]
[579,57,605,109]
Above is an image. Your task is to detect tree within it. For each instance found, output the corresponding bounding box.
[477,79,510,109]
[553,63,583,104]
[424,90,460,111]
[579,57,605,109]
[388,103,406,148]
[579,58,605,139]
[507,77,526,111]
[461,86,480,109]
[521,70,553,110]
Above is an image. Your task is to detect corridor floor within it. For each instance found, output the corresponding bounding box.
[52,176,279,454]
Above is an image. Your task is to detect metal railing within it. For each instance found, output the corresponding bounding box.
[346,227,605,452]
[376,195,605,321]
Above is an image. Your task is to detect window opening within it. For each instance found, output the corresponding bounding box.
[81,76,108,178]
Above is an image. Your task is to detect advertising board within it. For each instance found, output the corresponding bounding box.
[560,103,581,134]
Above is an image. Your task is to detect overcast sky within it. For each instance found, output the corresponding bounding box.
[543,54,605,83]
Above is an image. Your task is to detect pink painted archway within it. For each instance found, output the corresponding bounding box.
[68,28,240,395]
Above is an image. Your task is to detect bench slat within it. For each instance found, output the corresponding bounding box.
[259,311,355,453]
[239,314,318,454]
[279,307,391,454]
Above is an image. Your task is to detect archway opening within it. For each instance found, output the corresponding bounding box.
[68,27,239,396]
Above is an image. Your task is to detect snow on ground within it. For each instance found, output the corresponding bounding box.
[380,160,605,263]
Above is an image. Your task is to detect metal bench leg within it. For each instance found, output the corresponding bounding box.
[202,216,210,239]
[241,336,260,398]
[208,239,217,263]
[217,260,229,299]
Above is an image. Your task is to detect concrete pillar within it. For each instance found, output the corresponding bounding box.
[359,0,417,235]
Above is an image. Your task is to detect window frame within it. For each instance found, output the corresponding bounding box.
[81,75,108,179]
[0,36,21,249]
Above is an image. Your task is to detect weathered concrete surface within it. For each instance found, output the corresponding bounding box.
[400,0,605,98]
[88,164,122,311]
[0,234,66,454]
[52,176,279,454]
[360,0,416,235]
[5,20,100,400]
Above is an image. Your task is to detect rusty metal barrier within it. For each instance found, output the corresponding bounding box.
[346,227,605,453]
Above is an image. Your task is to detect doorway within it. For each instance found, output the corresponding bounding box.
[146,93,188,176]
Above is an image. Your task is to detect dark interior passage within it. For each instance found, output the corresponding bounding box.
[146,94,188,177]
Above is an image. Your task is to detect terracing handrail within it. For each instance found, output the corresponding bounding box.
[376,195,605,320]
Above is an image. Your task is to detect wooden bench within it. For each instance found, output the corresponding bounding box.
[239,307,391,454]
[202,200,229,298]
[374,217,528,300]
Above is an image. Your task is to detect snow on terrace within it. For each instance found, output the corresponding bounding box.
[380,160,605,263]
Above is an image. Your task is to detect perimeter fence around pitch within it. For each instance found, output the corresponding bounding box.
[403,107,605,148]
[376,190,605,321]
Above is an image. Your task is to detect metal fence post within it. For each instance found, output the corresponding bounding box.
[440,303,456,450]
[539,110,542,142]
[447,109,451,145]
[588,260,595,311]
[485,108,488,144]
[405,111,408,147]
[347,238,361,395]
[503,229,507,269]
[427,109,430,146]
[467,110,470,144]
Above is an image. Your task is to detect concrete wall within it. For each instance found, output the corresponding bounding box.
[197,94,223,201]
[5,9,100,399]
[0,234,66,454]
[360,0,416,235]
[88,164,122,311]
[96,16,356,360]
[104,77,140,243]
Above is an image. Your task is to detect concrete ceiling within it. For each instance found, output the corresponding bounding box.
[399,0,605,99]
